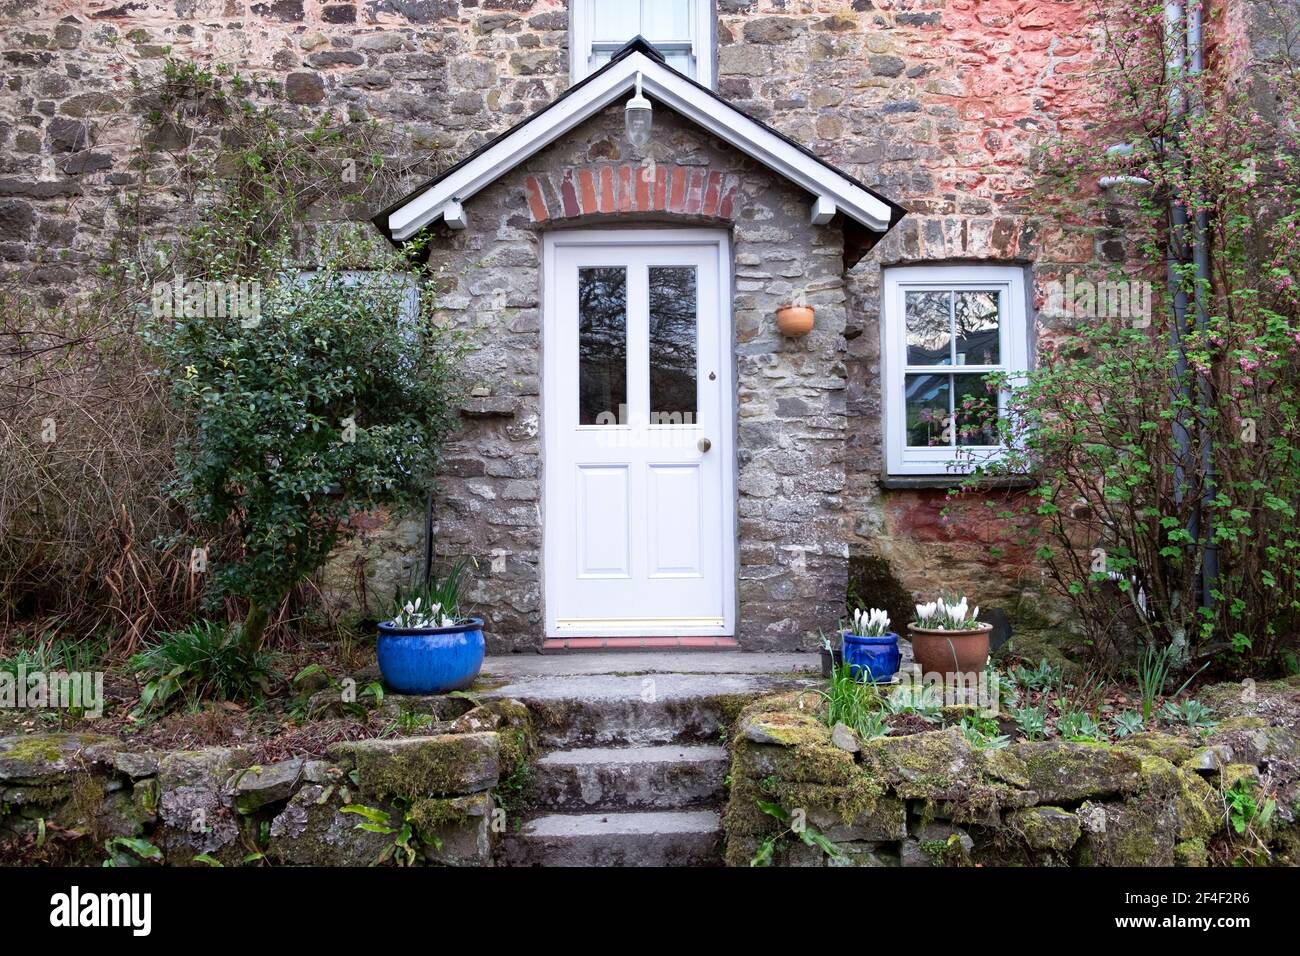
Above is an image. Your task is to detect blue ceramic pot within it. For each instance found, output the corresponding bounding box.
[841,631,901,683]
[376,618,485,694]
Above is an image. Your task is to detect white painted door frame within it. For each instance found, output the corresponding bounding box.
[541,228,736,638]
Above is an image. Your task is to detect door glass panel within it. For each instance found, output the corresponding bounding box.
[954,291,1000,365]
[578,266,627,425]
[648,265,698,424]
[905,373,951,447]
[905,290,952,365]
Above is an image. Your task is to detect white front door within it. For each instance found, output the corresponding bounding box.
[543,229,735,638]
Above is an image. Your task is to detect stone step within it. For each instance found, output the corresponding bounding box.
[531,744,728,811]
[524,694,735,748]
[500,810,722,867]
[479,652,821,748]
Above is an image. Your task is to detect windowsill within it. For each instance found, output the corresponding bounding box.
[880,474,1037,491]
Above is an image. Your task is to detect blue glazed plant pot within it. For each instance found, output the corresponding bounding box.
[376,618,485,694]
[841,631,901,683]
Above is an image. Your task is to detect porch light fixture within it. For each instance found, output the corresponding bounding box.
[624,72,653,151]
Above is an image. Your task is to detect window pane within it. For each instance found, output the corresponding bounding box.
[643,0,692,41]
[662,50,693,74]
[905,373,951,447]
[905,290,951,365]
[954,291,1000,365]
[592,0,640,40]
[955,374,1000,446]
[649,265,697,423]
[579,267,627,425]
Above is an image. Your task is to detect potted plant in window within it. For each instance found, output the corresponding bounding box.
[841,606,901,683]
[906,595,991,678]
[377,562,485,694]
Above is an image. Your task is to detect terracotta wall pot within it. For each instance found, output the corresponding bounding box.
[906,622,992,677]
[775,304,814,336]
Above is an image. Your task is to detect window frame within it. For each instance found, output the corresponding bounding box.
[881,264,1030,477]
[569,0,716,88]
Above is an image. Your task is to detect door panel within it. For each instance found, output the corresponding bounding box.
[576,465,631,577]
[544,230,734,636]
[647,463,703,577]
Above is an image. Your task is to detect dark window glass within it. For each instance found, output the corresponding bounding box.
[905,290,952,365]
[905,373,952,447]
[955,374,1000,446]
[649,266,698,424]
[578,267,627,425]
[954,291,1000,365]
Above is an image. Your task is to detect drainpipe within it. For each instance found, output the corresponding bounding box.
[1165,2,1194,519]
[1187,2,1219,609]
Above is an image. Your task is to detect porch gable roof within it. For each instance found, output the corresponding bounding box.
[370,37,907,253]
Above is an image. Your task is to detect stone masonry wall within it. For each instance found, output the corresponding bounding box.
[725,676,1300,867]
[0,695,532,866]
[389,104,850,652]
[5,2,1284,647]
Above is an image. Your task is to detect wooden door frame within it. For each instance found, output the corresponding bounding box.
[540,227,737,638]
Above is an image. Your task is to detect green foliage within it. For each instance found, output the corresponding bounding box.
[751,801,842,866]
[1160,698,1218,732]
[960,715,1010,750]
[1224,777,1275,837]
[147,246,467,650]
[391,560,472,626]
[341,802,424,867]
[819,662,887,740]
[130,619,278,714]
[958,3,1300,672]
[1056,709,1104,742]
[1010,659,1063,694]
[102,836,163,866]
[1108,710,1146,738]
[1136,644,1174,721]
[0,633,107,677]
[882,683,943,723]
[1011,704,1048,741]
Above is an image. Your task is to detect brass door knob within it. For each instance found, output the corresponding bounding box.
[698,438,712,453]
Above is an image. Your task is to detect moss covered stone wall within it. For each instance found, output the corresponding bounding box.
[0,697,532,867]
[724,677,1300,867]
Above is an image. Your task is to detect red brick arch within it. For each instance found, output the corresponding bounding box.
[522,163,741,223]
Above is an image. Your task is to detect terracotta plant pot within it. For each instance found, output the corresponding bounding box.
[906,622,993,678]
[775,304,815,336]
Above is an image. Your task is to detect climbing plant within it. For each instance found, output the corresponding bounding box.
[958,0,1300,673]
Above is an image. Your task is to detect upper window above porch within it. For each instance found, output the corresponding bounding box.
[571,0,716,87]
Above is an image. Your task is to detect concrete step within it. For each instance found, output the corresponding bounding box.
[531,744,728,811]
[500,810,722,867]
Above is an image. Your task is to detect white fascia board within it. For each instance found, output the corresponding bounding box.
[386,52,893,241]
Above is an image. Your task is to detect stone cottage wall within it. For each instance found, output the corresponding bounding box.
[3,1,1288,648]
[401,104,850,651]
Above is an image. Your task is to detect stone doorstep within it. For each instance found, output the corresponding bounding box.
[541,637,741,653]
[531,744,729,811]
[500,810,722,867]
